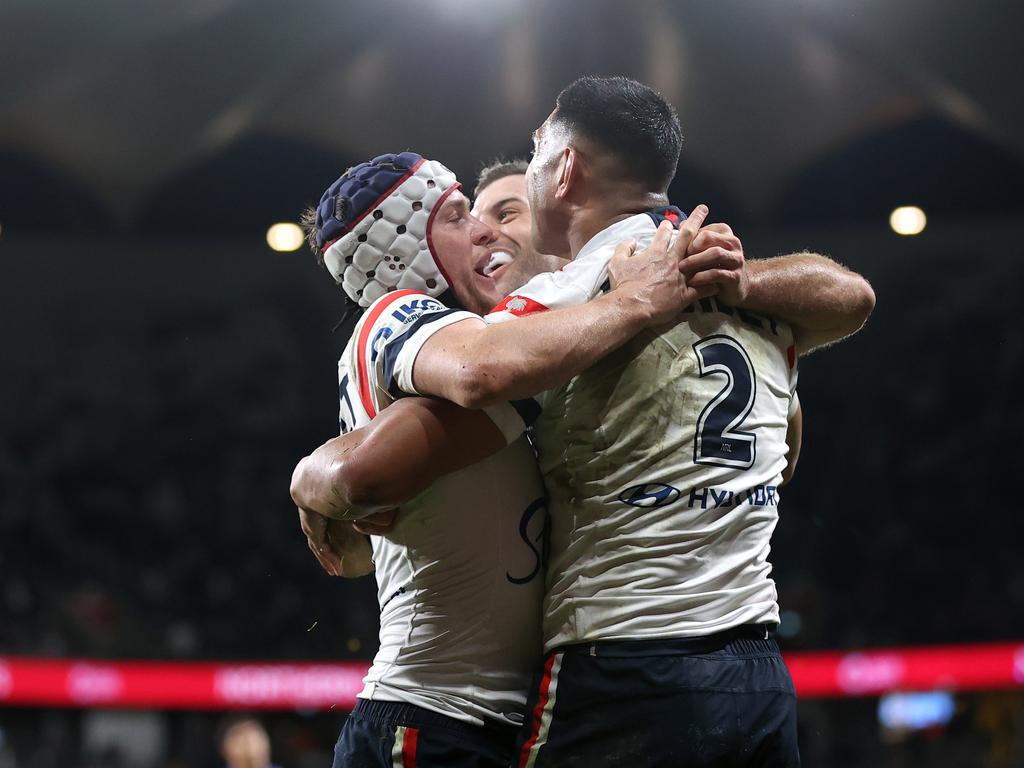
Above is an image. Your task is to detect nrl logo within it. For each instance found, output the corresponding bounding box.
[506,297,528,312]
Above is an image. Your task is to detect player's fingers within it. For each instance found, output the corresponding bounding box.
[298,506,325,541]
[353,519,391,536]
[307,537,340,577]
[362,509,397,529]
[647,220,674,255]
[611,237,638,262]
[679,246,743,276]
[300,508,343,576]
[672,204,709,257]
[697,222,733,236]
[688,268,739,288]
[689,229,739,255]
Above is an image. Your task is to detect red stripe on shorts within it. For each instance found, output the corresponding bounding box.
[402,726,419,768]
[518,652,558,768]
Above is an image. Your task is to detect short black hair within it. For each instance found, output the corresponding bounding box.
[474,158,530,199]
[552,76,681,191]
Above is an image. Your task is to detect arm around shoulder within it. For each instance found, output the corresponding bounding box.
[290,395,508,519]
[743,252,875,354]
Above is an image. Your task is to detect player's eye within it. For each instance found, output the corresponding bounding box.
[498,209,517,223]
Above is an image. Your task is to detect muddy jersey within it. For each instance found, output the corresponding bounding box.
[338,289,548,728]
[484,212,799,652]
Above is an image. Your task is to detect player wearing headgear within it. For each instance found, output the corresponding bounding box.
[292,151,710,768]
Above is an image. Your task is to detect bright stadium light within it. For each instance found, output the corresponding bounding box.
[266,222,304,252]
[889,206,927,236]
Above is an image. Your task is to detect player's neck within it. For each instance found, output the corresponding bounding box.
[567,190,668,259]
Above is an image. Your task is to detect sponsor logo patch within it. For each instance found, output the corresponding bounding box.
[617,483,681,508]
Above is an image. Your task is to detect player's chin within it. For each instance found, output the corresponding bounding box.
[468,272,502,313]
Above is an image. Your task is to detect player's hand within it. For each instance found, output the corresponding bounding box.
[298,506,343,576]
[352,509,398,536]
[298,507,376,577]
[608,204,712,324]
[679,222,749,305]
[325,518,375,577]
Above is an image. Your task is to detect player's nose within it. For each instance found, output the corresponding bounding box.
[469,215,496,247]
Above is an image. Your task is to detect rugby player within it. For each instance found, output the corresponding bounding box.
[300,80,873,766]
[493,77,874,767]
[291,151,722,768]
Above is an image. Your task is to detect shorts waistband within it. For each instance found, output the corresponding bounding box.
[560,623,779,658]
[352,699,518,737]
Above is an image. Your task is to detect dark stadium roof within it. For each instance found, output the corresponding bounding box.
[1,0,1021,231]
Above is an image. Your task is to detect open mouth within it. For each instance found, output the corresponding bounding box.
[475,250,514,280]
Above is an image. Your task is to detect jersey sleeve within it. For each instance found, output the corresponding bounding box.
[347,290,475,418]
[343,289,531,445]
[483,253,607,323]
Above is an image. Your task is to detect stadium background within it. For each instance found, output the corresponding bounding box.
[1,0,1022,765]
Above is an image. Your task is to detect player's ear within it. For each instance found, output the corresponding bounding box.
[555,146,577,201]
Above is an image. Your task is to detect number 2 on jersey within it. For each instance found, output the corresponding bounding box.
[693,335,757,468]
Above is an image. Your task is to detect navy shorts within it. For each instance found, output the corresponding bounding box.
[333,698,520,768]
[514,626,800,768]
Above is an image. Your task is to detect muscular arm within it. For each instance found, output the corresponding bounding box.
[740,253,876,354]
[413,211,711,408]
[680,225,875,355]
[290,396,506,520]
[412,290,657,408]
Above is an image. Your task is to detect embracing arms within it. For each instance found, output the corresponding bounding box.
[410,207,713,408]
[679,225,875,355]
[291,397,505,521]
[291,397,506,577]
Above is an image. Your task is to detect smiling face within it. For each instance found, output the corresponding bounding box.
[470,173,563,308]
[427,188,501,315]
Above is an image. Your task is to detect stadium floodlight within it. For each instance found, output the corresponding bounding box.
[266,222,304,252]
[889,206,927,236]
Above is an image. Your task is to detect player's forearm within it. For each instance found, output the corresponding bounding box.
[415,289,652,408]
[290,398,505,519]
[740,252,875,353]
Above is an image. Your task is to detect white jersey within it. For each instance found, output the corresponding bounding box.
[485,211,800,652]
[337,289,547,728]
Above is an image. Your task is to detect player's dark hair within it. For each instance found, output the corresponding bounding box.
[299,204,323,265]
[552,75,681,192]
[474,158,530,199]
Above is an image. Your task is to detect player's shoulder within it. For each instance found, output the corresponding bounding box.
[347,289,460,353]
[358,289,453,334]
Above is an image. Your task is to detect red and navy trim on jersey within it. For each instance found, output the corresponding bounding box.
[645,205,687,229]
[380,308,465,398]
[489,294,550,318]
[356,290,422,418]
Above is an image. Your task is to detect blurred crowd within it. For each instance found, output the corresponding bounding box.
[0,240,380,663]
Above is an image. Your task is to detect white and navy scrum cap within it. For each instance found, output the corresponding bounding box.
[313,151,461,308]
